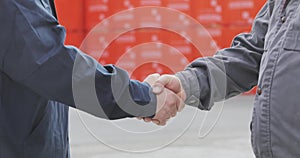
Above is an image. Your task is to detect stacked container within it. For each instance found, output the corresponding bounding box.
[55,0,85,47]
[55,0,266,93]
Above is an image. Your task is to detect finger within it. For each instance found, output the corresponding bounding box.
[155,75,182,94]
[137,117,143,120]
[152,119,160,125]
[143,118,152,123]
[155,101,173,119]
[157,121,167,126]
[173,92,185,112]
[171,112,177,117]
[153,109,170,123]
[152,83,164,95]
[154,88,180,124]
[177,88,187,106]
[153,117,168,126]
[157,115,169,126]
[178,100,185,112]
[143,73,160,85]
[170,107,178,118]
[165,92,181,116]
[153,107,174,126]
[155,85,168,113]
[143,73,160,82]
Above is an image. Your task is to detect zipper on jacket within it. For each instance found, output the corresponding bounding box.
[282,0,291,13]
[280,0,291,23]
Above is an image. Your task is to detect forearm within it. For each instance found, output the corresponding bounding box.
[13,43,157,119]
[3,0,156,119]
[176,2,269,110]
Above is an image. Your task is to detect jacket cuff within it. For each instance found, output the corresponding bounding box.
[176,70,202,108]
[129,81,157,118]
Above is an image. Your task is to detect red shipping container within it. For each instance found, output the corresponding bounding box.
[135,28,193,63]
[113,42,175,80]
[191,0,223,26]
[221,26,252,48]
[85,0,110,31]
[202,25,223,49]
[108,0,164,14]
[101,31,137,63]
[110,29,191,79]
[127,42,188,79]
[131,63,174,81]
[161,0,193,30]
[55,0,84,31]
[192,0,265,26]
[113,48,137,74]
[83,29,161,66]
[109,9,137,30]
[135,28,162,43]
[164,0,192,15]
[85,0,167,32]
[135,7,163,28]
[158,30,199,62]
[64,31,85,48]
[109,0,165,29]
[243,86,257,95]
[222,0,258,26]
[108,0,138,14]
[80,29,136,62]
[256,0,267,12]
[137,0,164,7]
[187,26,220,57]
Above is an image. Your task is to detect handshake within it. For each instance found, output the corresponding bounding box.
[139,74,187,126]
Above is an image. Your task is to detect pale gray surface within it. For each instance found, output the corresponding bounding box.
[69,96,255,158]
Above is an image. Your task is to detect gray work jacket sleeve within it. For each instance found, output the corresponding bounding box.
[176,3,270,110]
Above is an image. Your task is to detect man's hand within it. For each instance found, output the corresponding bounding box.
[152,74,186,111]
[142,74,186,126]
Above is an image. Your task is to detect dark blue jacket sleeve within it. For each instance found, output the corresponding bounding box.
[0,0,156,119]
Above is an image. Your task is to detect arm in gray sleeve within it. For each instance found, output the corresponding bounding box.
[0,0,156,119]
[176,2,270,110]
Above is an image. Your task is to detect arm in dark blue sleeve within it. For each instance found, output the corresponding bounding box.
[1,0,156,119]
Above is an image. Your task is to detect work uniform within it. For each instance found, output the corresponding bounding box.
[0,0,156,158]
[177,0,300,157]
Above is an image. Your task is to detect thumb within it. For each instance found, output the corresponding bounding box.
[152,83,164,95]
[154,75,182,94]
[143,73,160,85]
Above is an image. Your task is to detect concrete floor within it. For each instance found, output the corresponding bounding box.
[69,96,256,158]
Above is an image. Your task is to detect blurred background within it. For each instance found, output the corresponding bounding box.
[54,0,265,157]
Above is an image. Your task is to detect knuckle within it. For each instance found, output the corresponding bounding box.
[165,95,177,105]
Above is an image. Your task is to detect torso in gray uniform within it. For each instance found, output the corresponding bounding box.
[177,0,300,157]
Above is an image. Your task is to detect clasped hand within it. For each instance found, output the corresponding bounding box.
[139,74,186,126]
